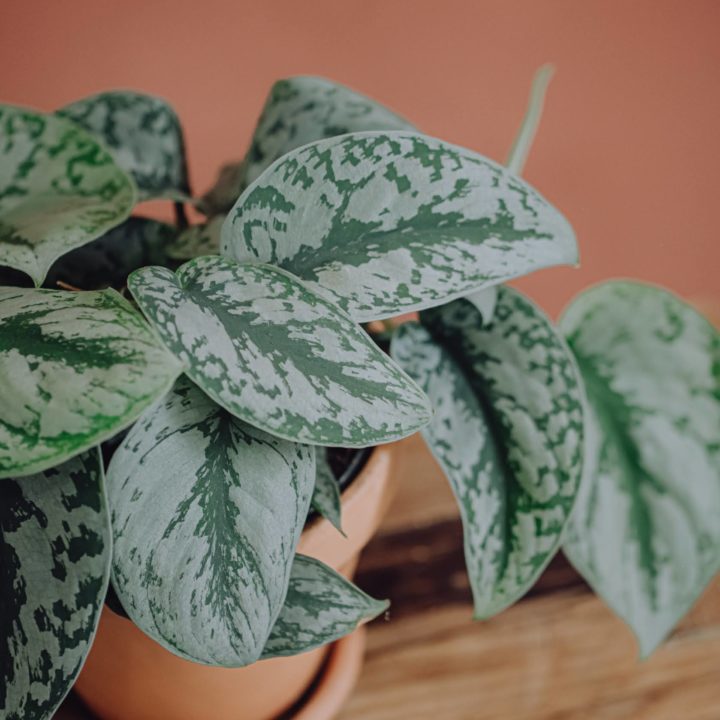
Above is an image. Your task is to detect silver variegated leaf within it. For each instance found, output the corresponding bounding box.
[199,77,414,217]
[128,255,430,447]
[0,449,111,720]
[57,91,190,202]
[560,281,720,657]
[0,104,136,286]
[0,286,182,478]
[311,448,343,532]
[261,555,387,659]
[391,287,585,617]
[166,215,223,261]
[45,217,176,290]
[222,131,577,322]
[108,378,315,666]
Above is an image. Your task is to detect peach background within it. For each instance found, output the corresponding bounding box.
[2,0,718,316]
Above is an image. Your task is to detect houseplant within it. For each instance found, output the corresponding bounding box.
[1,70,717,720]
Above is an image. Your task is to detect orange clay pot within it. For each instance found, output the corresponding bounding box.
[74,444,397,720]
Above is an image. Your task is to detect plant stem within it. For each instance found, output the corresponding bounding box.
[505,64,555,176]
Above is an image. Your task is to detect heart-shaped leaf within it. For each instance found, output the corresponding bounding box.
[0,449,110,720]
[57,91,190,202]
[165,215,223,261]
[128,255,431,447]
[560,281,720,657]
[311,449,343,532]
[199,77,415,217]
[261,555,387,659]
[108,378,315,666]
[0,104,136,286]
[45,217,177,290]
[0,286,182,478]
[222,131,577,322]
[391,288,585,617]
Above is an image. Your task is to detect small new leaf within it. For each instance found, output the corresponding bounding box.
[261,555,388,659]
[0,104,136,286]
[561,281,720,657]
[222,131,577,322]
[0,449,111,720]
[311,449,343,532]
[108,378,315,666]
[128,255,431,447]
[391,288,585,617]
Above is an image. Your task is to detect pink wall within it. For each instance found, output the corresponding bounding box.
[3,0,718,315]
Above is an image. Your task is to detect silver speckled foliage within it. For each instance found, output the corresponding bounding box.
[1,70,716,718]
[57,91,190,202]
[0,104,136,286]
[561,281,720,656]
[198,76,415,217]
[0,449,111,720]
[0,286,182,478]
[128,255,431,447]
[222,131,577,322]
[108,378,315,665]
[392,288,585,616]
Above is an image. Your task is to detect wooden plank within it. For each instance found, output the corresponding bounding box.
[340,578,720,720]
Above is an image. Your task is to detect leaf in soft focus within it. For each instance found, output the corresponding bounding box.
[561,280,720,657]
[391,287,584,617]
[0,104,135,286]
[0,449,110,720]
[57,91,190,202]
[0,286,182,477]
[261,555,387,658]
[199,76,415,216]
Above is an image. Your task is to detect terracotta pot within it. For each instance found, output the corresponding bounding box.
[74,444,397,720]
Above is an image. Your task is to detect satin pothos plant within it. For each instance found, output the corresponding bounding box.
[0,71,718,720]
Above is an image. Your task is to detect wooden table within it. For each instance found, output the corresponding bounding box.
[58,435,720,719]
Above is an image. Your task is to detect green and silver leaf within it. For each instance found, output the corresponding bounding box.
[57,91,190,202]
[166,215,223,261]
[108,378,315,666]
[0,104,136,286]
[0,449,111,720]
[45,217,177,290]
[0,286,182,478]
[391,287,584,617]
[199,76,414,216]
[560,281,720,657]
[222,131,577,322]
[128,255,430,447]
[311,448,343,532]
[261,555,387,659]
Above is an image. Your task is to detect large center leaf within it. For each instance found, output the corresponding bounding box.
[0,287,182,478]
[261,555,387,659]
[198,76,415,217]
[57,91,190,202]
[222,131,577,322]
[0,449,111,720]
[0,104,136,286]
[391,288,585,617]
[560,281,720,657]
[128,255,431,447]
[107,378,315,666]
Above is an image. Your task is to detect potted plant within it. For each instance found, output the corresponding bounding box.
[1,70,717,720]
